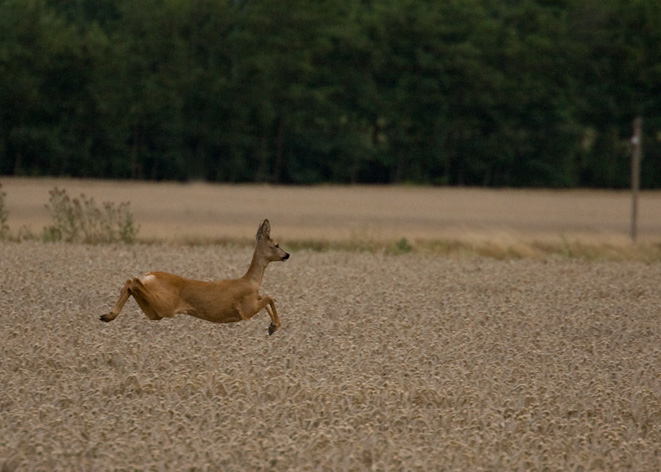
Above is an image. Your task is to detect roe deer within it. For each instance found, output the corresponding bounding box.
[100,219,289,335]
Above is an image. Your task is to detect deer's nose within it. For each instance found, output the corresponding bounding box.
[282,253,290,261]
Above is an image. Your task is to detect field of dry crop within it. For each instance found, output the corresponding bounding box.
[1,240,660,470]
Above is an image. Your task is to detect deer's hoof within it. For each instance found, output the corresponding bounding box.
[268,323,278,336]
[100,313,113,322]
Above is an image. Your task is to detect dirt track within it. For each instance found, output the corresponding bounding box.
[1,242,660,470]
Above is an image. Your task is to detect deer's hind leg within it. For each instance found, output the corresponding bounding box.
[101,279,133,322]
[127,278,165,321]
[101,277,164,322]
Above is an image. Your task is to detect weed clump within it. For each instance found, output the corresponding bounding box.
[43,187,138,244]
[394,237,413,253]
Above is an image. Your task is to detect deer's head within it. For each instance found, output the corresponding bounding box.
[256,219,289,262]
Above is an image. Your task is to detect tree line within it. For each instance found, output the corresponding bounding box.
[1,0,660,187]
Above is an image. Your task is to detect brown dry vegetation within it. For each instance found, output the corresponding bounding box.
[1,242,660,470]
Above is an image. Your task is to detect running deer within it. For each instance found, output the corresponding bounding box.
[100,219,289,335]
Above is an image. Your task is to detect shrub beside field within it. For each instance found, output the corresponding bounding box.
[0,185,138,244]
[1,243,660,470]
[42,187,138,244]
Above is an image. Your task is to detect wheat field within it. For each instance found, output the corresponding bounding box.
[1,179,661,470]
[1,241,660,471]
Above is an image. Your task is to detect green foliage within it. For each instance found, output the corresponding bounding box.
[393,237,413,254]
[43,187,138,243]
[0,0,659,187]
[0,183,8,240]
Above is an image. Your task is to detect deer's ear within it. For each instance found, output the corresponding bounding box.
[256,219,271,241]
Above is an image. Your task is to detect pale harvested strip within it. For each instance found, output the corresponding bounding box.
[4,177,661,245]
[1,242,660,470]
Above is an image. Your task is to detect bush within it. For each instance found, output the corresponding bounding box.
[394,237,413,254]
[43,187,139,243]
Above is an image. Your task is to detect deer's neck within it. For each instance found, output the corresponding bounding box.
[243,251,268,286]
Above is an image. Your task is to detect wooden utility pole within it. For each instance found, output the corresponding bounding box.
[630,116,642,242]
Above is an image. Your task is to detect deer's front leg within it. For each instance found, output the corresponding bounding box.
[239,294,281,335]
[264,299,281,336]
